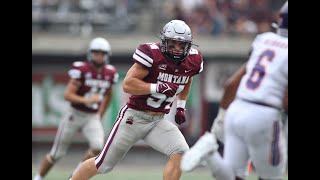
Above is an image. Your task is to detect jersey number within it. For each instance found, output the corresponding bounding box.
[84,87,106,109]
[246,49,275,90]
[147,94,175,110]
[147,84,184,109]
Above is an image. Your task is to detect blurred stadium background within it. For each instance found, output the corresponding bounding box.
[32,0,287,179]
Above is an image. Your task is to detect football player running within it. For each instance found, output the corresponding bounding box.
[34,37,118,180]
[70,19,204,180]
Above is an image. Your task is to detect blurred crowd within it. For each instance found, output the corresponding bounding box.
[162,0,286,37]
[32,0,286,37]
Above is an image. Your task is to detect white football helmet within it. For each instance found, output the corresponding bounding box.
[160,20,192,64]
[87,37,112,67]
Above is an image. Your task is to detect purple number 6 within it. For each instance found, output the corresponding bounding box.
[246,49,275,90]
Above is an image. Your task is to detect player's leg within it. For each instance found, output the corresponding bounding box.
[71,113,105,176]
[34,111,79,180]
[33,154,55,180]
[82,113,105,156]
[71,106,147,180]
[143,119,189,180]
[163,153,184,180]
[281,112,288,142]
[79,148,100,162]
[69,158,98,180]
[247,116,287,180]
[180,131,219,172]
[207,100,250,180]
[206,132,249,180]
[180,106,225,171]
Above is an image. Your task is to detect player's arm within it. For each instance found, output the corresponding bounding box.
[220,63,246,109]
[177,77,192,101]
[122,63,151,95]
[99,70,118,119]
[219,46,251,108]
[64,79,100,104]
[174,77,193,125]
[211,63,246,141]
[98,87,113,119]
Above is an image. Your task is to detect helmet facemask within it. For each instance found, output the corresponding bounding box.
[159,20,193,65]
[161,38,192,64]
[87,50,109,68]
[87,37,112,68]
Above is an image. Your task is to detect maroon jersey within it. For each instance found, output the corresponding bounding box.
[68,61,118,113]
[127,43,203,113]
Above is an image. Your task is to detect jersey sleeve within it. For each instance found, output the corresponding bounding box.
[113,72,119,84]
[68,61,84,80]
[199,58,204,74]
[251,33,266,48]
[194,49,204,74]
[106,65,119,84]
[187,48,204,75]
[132,44,154,69]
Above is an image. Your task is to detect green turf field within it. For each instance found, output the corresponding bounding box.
[32,168,288,180]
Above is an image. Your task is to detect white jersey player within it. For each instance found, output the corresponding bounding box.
[236,32,287,109]
[181,2,288,180]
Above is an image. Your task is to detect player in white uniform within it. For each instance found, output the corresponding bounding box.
[181,2,288,180]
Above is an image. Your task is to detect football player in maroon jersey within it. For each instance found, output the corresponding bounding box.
[70,20,204,180]
[34,37,119,180]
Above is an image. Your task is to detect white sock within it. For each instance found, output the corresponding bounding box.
[33,174,43,180]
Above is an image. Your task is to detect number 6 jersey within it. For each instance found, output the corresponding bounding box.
[127,42,203,114]
[68,61,119,113]
[237,32,288,109]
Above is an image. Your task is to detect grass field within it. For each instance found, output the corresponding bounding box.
[33,144,287,180]
[32,167,288,180]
